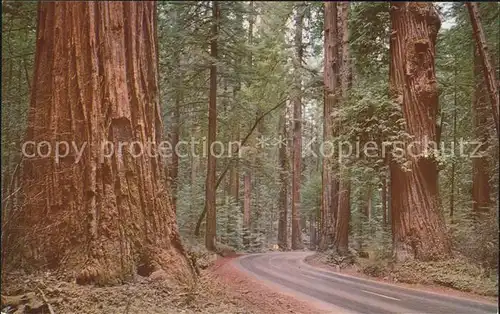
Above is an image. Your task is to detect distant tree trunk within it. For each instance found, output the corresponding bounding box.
[229,123,240,202]
[364,185,372,221]
[472,47,491,214]
[278,112,289,250]
[389,2,451,262]
[291,5,304,250]
[14,2,193,285]
[333,2,351,255]
[382,175,387,225]
[243,173,251,229]
[205,1,219,251]
[309,215,317,250]
[319,1,338,251]
[243,1,254,244]
[466,2,499,138]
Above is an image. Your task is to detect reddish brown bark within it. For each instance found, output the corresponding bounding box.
[13,2,192,285]
[291,6,304,250]
[205,1,219,251]
[334,179,350,254]
[472,47,491,214]
[277,111,289,250]
[319,2,338,251]
[389,2,451,262]
[466,2,499,138]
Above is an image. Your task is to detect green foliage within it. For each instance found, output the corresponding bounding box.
[394,259,498,296]
[217,196,243,250]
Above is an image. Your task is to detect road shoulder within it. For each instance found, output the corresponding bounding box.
[208,255,331,314]
[304,252,498,305]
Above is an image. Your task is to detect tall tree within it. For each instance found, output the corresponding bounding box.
[319,1,337,251]
[13,2,192,284]
[205,1,220,251]
[472,47,491,214]
[277,111,289,250]
[333,2,351,255]
[466,2,499,138]
[389,2,451,261]
[291,4,304,250]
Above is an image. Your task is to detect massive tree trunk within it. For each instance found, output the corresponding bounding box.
[319,2,338,251]
[277,112,289,250]
[389,2,451,262]
[14,2,193,285]
[333,2,351,255]
[334,179,350,254]
[205,1,219,251]
[472,47,491,214]
[291,5,304,250]
[466,2,499,138]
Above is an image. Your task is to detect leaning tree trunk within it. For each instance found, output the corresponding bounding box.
[466,2,499,138]
[389,2,451,262]
[14,2,193,285]
[291,5,304,250]
[205,1,219,251]
[319,1,338,251]
[472,47,491,214]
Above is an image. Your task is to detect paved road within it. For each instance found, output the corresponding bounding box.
[233,252,498,314]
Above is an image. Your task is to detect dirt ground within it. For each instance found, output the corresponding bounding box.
[1,255,324,314]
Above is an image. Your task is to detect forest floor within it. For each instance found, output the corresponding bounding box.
[1,253,324,314]
[305,251,498,304]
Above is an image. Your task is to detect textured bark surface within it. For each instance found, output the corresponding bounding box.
[205,1,219,251]
[291,6,304,251]
[466,2,499,138]
[277,112,289,250]
[319,2,338,251]
[15,2,193,285]
[334,179,350,254]
[472,48,491,214]
[389,2,451,262]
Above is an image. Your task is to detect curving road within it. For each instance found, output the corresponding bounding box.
[233,252,498,314]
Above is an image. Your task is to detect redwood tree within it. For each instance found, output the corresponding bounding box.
[291,5,304,250]
[389,2,451,262]
[333,2,351,255]
[205,1,219,251]
[15,2,192,284]
[472,47,491,214]
[277,111,289,250]
[319,1,338,251]
[466,2,499,138]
